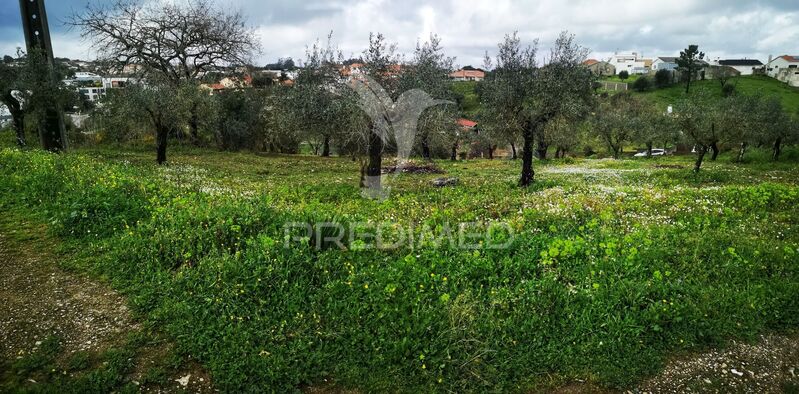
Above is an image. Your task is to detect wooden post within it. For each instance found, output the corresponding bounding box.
[19,0,67,152]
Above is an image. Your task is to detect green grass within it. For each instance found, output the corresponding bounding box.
[642,75,799,110]
[451,81,480,118]
[601,74,640,83]
[1,146,799,392]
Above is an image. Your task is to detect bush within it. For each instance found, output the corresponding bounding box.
[722,83,736,97]
[632,76,652,92]
[618,71,629,80]
[654,69,672,88]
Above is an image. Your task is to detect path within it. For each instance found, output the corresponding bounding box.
[0,220,213,392]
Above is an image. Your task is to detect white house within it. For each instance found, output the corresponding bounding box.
[766,55,799,78]
[651,57,678,72]
[608,52,650,75]
[709,59,763,75]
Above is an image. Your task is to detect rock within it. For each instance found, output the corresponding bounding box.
[730,369,744,377]
[432,177,459,187]
[176,374,191,387]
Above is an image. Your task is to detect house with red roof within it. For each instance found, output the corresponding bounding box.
[457,118,477,129]
[582,59,615,76]
[450,68,485,82]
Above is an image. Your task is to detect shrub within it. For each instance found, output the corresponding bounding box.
[654,69,672,88]
[722,83,736,97]
[632,76,652,92]
[618,71,629,80]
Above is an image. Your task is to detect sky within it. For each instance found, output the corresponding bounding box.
[1,0,798,68]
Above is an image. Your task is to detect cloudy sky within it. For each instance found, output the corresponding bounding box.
[1,0,797,67]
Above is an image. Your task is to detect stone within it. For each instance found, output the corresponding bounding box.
[432,177,459,187]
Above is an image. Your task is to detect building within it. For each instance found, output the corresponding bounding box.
[78,86,105,102]
[450,68,485,82]
[102,77,131,89]
[715,59,763,75]
[609,52,649,75]
[766,55,799,78]
[583,59,616,76]
[651,57,678,72]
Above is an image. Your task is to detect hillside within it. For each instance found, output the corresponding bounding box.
[457,75,799,117]
[640,75,799,111]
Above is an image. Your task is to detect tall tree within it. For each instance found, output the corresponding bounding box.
[676,45,705,94]
[398,34,457,160]
[673,92,719,172]
[593,93,646,159]
[482,32,594,186]
[291,34,346,157]
[71,0,259,162]
[358,32,399,192]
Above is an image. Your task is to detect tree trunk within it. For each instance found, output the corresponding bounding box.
[693,145,707,173]
[156,125,169,165]
[322,135,331,157]
[519,124,535,187]
[646,142,653,158]
[685,72,691,94]
[189,105,200,144]
[450,142,458,161]
[737,142,747,163]
[536,140,548,160]
[510,142,517,160]
[39,106,67,153]
[773,137,782,161]
[487,145,495,160]
[421,136,431,160]
[362,128,383,191]
[710,142,719,161]
[3,93,25,147]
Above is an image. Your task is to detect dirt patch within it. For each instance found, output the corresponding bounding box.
[382,163,445,174]
[653,164,686,169]
[0,219,214,392]
[0,229,134,362]
[638,333,799,393]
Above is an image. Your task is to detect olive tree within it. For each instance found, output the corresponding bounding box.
[98,77,194,164]
[71,0,259,161]
[482,32,594,185]
[398,34,458,160]
[592,92,646,159]
[289,34,348,157]
[673,92,720,172]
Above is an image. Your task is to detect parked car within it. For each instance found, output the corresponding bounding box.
[634,149,667,157]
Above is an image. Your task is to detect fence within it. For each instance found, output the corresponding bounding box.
[600,81,628,91]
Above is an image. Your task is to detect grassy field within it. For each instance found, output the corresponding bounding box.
[641,75,799,110]
[1,143,798,392]
[451,81,480,118]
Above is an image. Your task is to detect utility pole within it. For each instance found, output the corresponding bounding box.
[19,0,67,152]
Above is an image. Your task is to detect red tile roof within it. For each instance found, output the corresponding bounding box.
[457,118,477,128]
[583,59,599,66]
[780,55,799,62]
[450,69,485,79]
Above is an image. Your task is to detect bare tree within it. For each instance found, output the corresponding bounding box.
[70,0,259,162]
